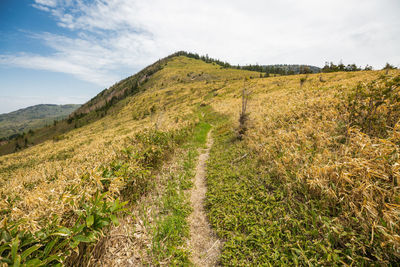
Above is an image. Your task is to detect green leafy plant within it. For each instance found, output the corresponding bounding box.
[0,192,126,266]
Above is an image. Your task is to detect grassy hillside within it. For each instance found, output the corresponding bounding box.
[0,55,399,265]
[0,104,81,139]
[0,52,252,156]
[0,55,176,156]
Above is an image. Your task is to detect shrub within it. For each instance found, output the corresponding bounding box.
[300,76,307,87]
[347,75,400,138]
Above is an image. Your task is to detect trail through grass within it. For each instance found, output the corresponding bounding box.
[148,108,218,266]
[189,128,221,266]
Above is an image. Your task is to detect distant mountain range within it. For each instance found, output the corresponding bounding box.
[0,104,81,139]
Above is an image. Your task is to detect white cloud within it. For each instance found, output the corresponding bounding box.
[2,0,400,88]
[0,53,115,86]
[34,0,57,7]
[31,4,50,12]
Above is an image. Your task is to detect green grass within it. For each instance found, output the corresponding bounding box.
[151,149,196,265]
[205,113,379,265]
[191,121,211,147]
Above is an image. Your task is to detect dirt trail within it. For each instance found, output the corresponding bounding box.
[189,130,221,266]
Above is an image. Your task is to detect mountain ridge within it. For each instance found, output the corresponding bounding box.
[0,103,81,139]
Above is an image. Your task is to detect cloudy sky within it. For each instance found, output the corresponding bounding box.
[0,0,399,113]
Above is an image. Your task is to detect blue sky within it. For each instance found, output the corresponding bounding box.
[0,0,399,114]
[0,0,100,113]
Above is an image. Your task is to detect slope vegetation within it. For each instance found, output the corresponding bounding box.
[0,55,399,266]
[207,69,400,265]
[0,56,256,266]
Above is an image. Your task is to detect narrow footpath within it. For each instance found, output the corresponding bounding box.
[188,130,221,266]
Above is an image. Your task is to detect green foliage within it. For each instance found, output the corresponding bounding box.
[0,192,126,266]
[205,114,384,265]
[347,74,400,138]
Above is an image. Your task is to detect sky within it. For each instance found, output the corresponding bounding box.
[0,0,399,114]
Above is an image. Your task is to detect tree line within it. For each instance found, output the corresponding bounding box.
[174,51,318,75]
[174,51,398,76]
[321,62,398,73]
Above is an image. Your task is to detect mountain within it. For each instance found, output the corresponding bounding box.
[0,54,399,266]
[0,104,81,139]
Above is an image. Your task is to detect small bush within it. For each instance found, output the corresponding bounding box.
[53,135,66,142]
[300,76,308,87]
[347,75,400,138]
